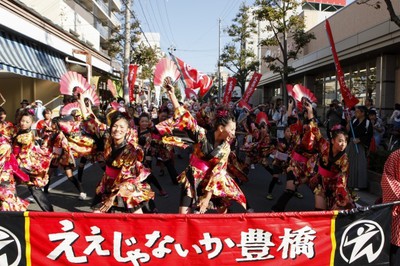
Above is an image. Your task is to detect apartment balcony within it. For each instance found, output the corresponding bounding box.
[110,12,120,27]
[95,19,109,39]
[95,0,109,14]
[110,0,122,12]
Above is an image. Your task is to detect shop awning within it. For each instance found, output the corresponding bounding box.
[0,30,67,82]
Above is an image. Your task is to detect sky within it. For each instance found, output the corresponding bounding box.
[133,0,254,75]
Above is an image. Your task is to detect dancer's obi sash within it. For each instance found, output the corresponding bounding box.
[292,151,308,163]
[105,166,120,179]
[190,155,211,173]
[317,165,337,178]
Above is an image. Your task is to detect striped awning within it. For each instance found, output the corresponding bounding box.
[0,30,67,82]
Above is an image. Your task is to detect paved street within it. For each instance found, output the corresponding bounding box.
[18,147,379,214]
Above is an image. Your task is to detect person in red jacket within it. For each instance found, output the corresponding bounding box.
[381,149,400,266]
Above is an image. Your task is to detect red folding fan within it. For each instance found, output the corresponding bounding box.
[107,79,118,98]
[292,84,317,103]
[256,111,270,126]
[61,102,80,116]
[154,58,180,87]
[59,71,91,96]
[286,84,317,111]
[81,87,100,106]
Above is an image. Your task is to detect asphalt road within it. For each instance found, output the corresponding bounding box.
[19,147,315,213]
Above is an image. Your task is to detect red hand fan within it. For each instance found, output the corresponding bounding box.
[59,71,91,96]
[61,102,80,116]
[81,87,100,106]
[256,111,270,126]
[107,79,118,98]
[292,84,317,103]
[153,58,180,86]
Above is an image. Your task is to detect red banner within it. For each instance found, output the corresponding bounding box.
[171,55,213,98]
[325,20,359,109]
[238,72,262,110]
[0,205,393,265]
[223,77,237,105]
[174,56,199,89]
[128,64,138,103]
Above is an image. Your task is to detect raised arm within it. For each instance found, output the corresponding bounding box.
[287,97,295,117]
[164,77,180,110]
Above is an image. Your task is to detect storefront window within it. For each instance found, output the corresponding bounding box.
[314,76,324,104]
[324,73,337,107]
[347,61,377,104]
[367,60,376,101]
[350,66,365,101]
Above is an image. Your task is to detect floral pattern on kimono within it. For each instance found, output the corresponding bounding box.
[152,129,174,162]
[287,120,319,184]
[0,136,29,211]
[137,128,154,166]
[94,137,154,212]
[81,117,109,162]
[381,149,400,246]
[45,130,75,168]
[227,152,249,183]
[307,121,354,210]
[241,127,274,167]
[0,121,15,143]
[59,119,94,158]
[13,130,52,187]
[36,119,53,140]
[156,106,247,210]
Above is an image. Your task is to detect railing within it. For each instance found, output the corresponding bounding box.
[95,19,109,39]
[95,0,109,14]
[110,12,120,27]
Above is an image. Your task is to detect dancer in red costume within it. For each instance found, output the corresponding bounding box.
[156,79,247,214]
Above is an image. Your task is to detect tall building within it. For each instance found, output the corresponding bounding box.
[0,0,122,119]
[258,0,400,119]
[246,0,345,106]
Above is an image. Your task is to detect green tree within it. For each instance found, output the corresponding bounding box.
[254,0,315,103]
[102,3,161,103]
[104,19,141,61]
[220,3,259,95]
[131,43,161,81]
[130,43,162,102]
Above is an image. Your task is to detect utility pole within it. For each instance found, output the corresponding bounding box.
[123,0,132,103]
[218,18,221,102]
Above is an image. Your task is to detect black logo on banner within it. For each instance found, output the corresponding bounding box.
[0,226,22,266]
[339,220,384,264]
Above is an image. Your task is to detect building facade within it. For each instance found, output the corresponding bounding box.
[258,0,400,120]
[0,0,122,120]
[248,0,345,107]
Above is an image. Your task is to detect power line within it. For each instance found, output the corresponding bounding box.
[134,1,167,50]
[176,49,216,53]
[219,1,238,20]
[147,0,172,45]
[136,0,156,36]
[186,23,219,47]
[163,0,177,46]
[153,0,174,46]
[122,1,154,51]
